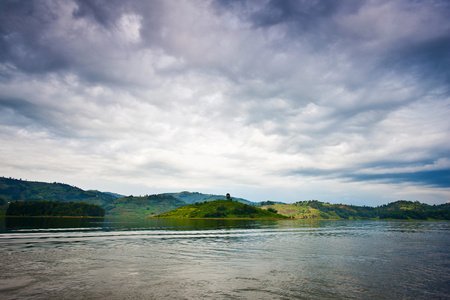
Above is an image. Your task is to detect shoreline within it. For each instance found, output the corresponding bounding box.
[148,217,449,221]
[148,217,291,220]
[1,215,105,219]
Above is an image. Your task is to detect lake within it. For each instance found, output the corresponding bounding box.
[0,217,449,299]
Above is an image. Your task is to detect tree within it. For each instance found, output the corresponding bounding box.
[6,201,105,217]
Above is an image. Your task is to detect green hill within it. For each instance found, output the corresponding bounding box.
[0,177,118,215]
[154,199,289,219]
[164,191,253,205]
[259,200,450,220]
[378,200,450,220]
[104,194,186,218]
[0,177,185,218]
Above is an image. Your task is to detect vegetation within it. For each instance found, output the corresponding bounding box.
[0,177,188,218]
[6,201,105,217]
[104,194,186,218]
[155,199,289,219]
[377,201,450,220]
[0,177,118,210]
[259,200,450,220]
[0,196,7,216]
[1,177,449,220]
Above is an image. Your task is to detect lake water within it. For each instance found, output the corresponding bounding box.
[0,218,449,299]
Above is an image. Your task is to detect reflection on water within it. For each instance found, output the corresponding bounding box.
[1,217,449,299]
[3,216,105,231]
[3,217,325,232]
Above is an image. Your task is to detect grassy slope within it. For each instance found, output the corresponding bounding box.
[155,199,289,219]
[260,201,372,220]
[260,203,326,219]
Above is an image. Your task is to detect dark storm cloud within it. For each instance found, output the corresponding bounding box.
[2,0,448,92]
[0,96,77,138]
[0,97,39,128]
[71,0,128,28]
[289,157,450,188]
[0,1,69,73]
[249,0,344,30]
[348,169,450,188]
[0,1,137,78]
[382,36,450,91]
[214,0,357,29]
[247,0,450,89]
[71,0,166,46]
[210,0,450,126]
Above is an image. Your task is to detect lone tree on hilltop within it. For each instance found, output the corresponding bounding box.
[226,193,232,201]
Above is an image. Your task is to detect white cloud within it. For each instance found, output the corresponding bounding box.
[0,0,449,205]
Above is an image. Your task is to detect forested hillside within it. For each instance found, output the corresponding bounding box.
[259,200,450,220]
[0,178,188,218]
[6,201,105,217]
[0,177,118,207]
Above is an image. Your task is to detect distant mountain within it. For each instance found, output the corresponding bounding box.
[256,200,287,206]
[104,194,186,218]
[155,199,289,219]
[0,177,186,218]
[164,191,254,205]
[95,191,124,199]
[0,177,116,215]
[0,178,257,218]
[258,200,450,220]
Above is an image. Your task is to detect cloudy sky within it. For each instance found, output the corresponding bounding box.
[1,0,449,205]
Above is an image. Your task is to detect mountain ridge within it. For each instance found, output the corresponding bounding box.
[1,177,449,220]
[258,200,450,220]
[163,191,253,205]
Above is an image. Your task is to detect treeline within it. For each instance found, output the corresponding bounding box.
[377,201,450,220]
[6,201,105,217]
[303,200,379,219]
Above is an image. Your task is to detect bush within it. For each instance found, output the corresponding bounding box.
[232,205,257,216]
[267,207,278,214]
[204,211,227,218]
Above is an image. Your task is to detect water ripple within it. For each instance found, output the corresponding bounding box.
[0,219,449,299]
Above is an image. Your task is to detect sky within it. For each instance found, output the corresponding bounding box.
[1,0,449,206]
